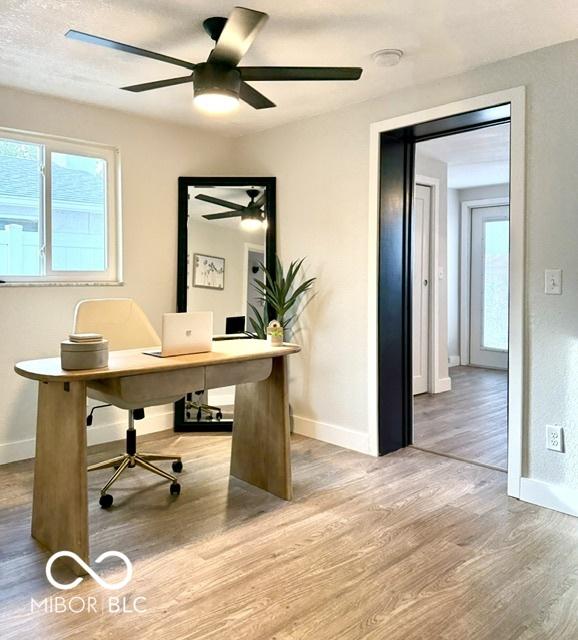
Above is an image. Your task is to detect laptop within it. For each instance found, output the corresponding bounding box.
[225,315,245,334]
[145,312,213,357]
[213,315,253,341]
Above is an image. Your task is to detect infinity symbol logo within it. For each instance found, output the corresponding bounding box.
[46,551,133,591]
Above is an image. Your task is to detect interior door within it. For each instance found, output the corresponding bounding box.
[412,184,431,394]
[470,205,509,369]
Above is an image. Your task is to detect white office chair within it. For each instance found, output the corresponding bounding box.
[74,298,184,508]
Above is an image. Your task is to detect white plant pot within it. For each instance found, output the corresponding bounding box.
[267,334,283,347]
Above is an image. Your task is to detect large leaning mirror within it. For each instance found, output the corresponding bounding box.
[175,176,276,432]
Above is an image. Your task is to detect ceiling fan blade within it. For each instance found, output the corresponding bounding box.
[122,75,194,92]
[239,67,363,81]
[195,194,245,210]
[240,82,276,110]
[203,211,243,220]
[255,192,266,208]
[65,30,196,71]
[208,7,268,66]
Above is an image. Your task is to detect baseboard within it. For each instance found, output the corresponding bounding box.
[448,355,460,367]
[207,391,235,406]
[0,408,174,466]
[435,377,452,393]
[520,477,578,518]
[292,415,369,455]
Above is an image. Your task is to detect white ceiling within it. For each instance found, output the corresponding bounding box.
[2,1,578,136]
[417,123,510,189]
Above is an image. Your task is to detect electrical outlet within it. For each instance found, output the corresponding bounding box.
[546,425,564,452]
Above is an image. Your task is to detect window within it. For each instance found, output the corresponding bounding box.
[0,129,120,283]
[482,219,509,351]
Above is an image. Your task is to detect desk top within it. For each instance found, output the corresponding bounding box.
[15,339,301,383]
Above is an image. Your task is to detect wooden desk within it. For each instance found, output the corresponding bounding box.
[15,339,300,572]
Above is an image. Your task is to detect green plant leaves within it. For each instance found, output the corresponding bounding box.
[248,302,268,339]
[249,258,315,334]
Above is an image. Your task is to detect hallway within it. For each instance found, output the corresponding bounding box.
[413,366,507,470]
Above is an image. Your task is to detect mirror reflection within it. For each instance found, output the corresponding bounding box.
[184,183,270,425]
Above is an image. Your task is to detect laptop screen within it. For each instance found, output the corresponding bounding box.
[225,316,245,334]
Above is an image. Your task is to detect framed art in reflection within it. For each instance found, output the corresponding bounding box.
[192,253,225,290]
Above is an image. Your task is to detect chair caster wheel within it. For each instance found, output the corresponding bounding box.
[99,494,113,509]
[172,460,183,473]
[170,482,181,496]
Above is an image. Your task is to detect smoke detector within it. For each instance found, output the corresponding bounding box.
[371,49,404,67]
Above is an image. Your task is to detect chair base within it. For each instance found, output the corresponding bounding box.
[88,452,182,503]
[186,390,223,422]
[86,413,183,507]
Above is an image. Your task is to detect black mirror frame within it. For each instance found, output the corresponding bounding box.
[174,176,277,432]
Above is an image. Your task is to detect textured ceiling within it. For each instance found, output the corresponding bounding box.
[417,123,511,189]
[418,123,510,166]
[1,1,578,136]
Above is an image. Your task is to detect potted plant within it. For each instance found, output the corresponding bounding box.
[249,257,315,342]
[266,320,284,346]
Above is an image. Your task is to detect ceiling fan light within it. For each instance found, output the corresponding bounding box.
[193,62,241,114]
[240,215,263,232]
[194,92,239,114]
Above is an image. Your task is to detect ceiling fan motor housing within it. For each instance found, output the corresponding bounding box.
[193,62,241,100]
[202,17,228,42]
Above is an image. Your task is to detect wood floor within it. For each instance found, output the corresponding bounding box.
[2,430,578,639]
[413,366,508,470]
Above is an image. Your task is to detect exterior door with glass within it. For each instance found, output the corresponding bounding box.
[470,205,509,369]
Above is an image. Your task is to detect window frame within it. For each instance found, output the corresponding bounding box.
[0,127,122,285]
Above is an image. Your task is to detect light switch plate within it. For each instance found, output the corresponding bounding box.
[545,269,562,295]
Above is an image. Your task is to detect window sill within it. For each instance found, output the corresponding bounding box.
[0,280,125,288]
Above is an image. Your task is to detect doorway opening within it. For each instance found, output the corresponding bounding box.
[243,243,265,330]
[411,124,510,471]
[370,89,525,497]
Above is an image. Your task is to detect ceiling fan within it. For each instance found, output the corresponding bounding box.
[65,6,363,114]
[196,189,266,230]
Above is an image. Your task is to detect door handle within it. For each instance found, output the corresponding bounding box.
[424,279,428,286]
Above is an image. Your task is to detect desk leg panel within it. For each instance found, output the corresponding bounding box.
[31,381,89,574]
[231,356,292,500]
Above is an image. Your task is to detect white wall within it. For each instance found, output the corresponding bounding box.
[187,220,264,334]
[230,38,578,492]
[459,184,510,202]
[3,36,578,511]
[0,85,233,463]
